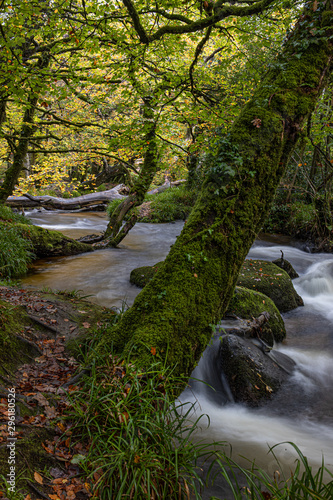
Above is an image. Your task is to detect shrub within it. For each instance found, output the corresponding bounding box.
[0,222,34,278]
[0,207,33,278]
[0,205,32,225]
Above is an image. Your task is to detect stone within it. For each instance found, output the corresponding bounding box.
[219,334,295,406]
[236,259,303,312]
[225,286,286,344]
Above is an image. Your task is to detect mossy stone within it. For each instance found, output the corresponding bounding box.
[226,286,286,344]
[219,334,293,406]
[130,262,164,288]
[272,257,299,279]
[236,260,303,312]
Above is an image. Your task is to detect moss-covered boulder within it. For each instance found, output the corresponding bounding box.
[226,286,286,344]
[236,259,303,312]
[130,261,164,288]
[130,259,303,314]
[272,256,299,279]
[219,334,295,406]
[15,223,93,258]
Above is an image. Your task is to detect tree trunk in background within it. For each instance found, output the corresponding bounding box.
[0,54,50,204]
[0,96,6,130]
[96,2,333,379]
[100,97,158,247]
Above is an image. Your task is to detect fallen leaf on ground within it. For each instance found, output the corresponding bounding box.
[34,471,43,484]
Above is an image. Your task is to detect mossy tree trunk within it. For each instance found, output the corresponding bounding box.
[97,1,333,378]
[0,54,50,204]
[101,97,158,247]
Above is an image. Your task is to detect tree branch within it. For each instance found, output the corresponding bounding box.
[122,0,150,43]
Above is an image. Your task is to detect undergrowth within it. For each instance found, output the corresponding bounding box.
[66,328,218,499]
[63,320,333,500]
[107,185,197,223]
[0,207,34,278]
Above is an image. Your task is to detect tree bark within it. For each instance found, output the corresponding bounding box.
[101,97,158,247]
[96,1,333,379]
[0,54,50,204]
[5,185,125,210]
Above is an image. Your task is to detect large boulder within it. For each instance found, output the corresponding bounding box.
[130,259,303,313]
[236,259,303,312]
[225,286,286,344]
[219,334,295,406]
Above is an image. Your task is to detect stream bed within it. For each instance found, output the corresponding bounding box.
[23,210,333,498]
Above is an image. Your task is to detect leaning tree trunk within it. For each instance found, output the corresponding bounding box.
[96,1,333,378]
[100,97,158,247]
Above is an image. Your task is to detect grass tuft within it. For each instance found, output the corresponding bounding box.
[107,186,197,224]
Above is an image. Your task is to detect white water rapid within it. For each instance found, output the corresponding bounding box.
[23,210,333,498]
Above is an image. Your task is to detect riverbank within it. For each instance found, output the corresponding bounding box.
[0,286,115,498]
[1,283,333,499]
[2,207,333,498]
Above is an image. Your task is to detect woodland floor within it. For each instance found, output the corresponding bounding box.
[0,286,114,500]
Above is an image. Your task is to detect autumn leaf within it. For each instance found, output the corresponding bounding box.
[151,347,156,355]
[34,471,43,484]
[82,322,90,329]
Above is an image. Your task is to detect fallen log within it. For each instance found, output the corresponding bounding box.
[5,184,126,210]
[5,180,187,210]
[147,179,186,195]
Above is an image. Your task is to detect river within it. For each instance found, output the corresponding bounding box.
[23,210,333,498]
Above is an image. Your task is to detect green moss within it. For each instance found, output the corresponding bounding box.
[226,286,286,344]
[0,300,40,377]
[236,260,303,312]
[130,262,164,288]
[15,223,93,258]
[107,185,197,224]
[0,427,56,493]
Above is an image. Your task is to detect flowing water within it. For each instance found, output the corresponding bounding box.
[23,210,333,497]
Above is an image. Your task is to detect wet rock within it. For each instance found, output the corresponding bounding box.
[236,259,303,312]
[225,287,286,344]
[272,256,299,279]
[219,334,295,406]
